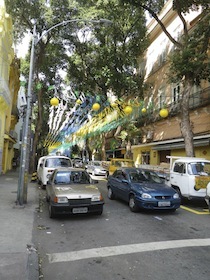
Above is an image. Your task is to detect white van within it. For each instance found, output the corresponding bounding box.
[37,155,72,188]
[166,156,210,200]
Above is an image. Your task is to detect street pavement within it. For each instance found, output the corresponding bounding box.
[0,170,39,280]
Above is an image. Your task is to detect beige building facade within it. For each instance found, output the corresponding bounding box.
[131,0,210,166]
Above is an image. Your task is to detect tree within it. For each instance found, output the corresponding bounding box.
[121,0,210,157]
[5,0,94,171]
[6,0,148,167]
[66,0,147,100]
[64,1,148,157]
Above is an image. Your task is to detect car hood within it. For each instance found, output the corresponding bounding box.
[91,165,106,170]
[54,184,100,198]
[132,182,176,194]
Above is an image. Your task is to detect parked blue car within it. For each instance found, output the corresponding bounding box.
[107,167,181,212]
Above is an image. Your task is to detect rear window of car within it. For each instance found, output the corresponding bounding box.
[45,158,72,168]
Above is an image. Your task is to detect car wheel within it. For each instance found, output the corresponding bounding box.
[41,183,46,190]
[95,209,103,215]
[129,195,139,212]
[174,186,183,203]
[46,194,50,202]
[107,187,115,200]
[49,203,56,218]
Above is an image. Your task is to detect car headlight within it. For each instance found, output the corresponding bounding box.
[173,193,180,199]
[54,196,68,203]
[91,194,103,202]
[141,193,152,199]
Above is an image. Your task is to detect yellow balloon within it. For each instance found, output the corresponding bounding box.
[124,105,133,115]
[50,97,59,106]
[76,99,82,104]
[141,108,146,113]
[159,108,169,118]
[92,103,100,111]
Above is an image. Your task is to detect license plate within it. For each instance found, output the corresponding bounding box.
[158,201,171,207]
[72,207,88,214]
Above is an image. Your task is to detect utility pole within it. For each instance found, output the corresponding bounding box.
[17,25,36,205]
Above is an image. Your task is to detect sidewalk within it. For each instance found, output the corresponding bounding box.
[0,170,39,280]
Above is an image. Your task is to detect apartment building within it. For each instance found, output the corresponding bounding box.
[0,0,20,173]
[131,0,210,165]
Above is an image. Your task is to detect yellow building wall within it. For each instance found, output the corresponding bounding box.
[0,0,19,174]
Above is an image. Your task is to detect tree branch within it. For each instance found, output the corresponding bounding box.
[140,4,182,48]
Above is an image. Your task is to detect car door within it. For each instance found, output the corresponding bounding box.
[171,162,189,196]
[113,170,130,201]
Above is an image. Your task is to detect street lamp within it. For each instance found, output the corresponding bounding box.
[17,18,112,205]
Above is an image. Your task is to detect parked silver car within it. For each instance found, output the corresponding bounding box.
[46,167,104,218]
[85,161,107,178]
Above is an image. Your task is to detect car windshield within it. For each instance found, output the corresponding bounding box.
[93,161,101,166]
[113,160,134,167]
[129,170,163,183]
[54,171,90,184]
[188,162,210,175]
[45,158,71,168]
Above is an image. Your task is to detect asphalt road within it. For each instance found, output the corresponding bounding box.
[33,179,210,280]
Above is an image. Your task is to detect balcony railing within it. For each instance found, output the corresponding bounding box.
[136,86,210,126]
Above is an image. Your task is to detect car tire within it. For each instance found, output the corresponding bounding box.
[46,194,50,202]
[173,186,183,203]
[41,182,46,190]
[107,187,115,200]
[95,209,103,215]
[129,195,139,212]
[49,203,56,218]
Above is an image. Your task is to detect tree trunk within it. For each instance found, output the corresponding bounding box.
[180,78,195,157]
[101,133,107,161]
[125,139,133,159]
[30,85,44,172]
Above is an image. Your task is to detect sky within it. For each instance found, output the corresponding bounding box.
[15,32,31,58]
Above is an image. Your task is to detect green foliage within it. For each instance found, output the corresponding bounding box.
[66,0,148,100]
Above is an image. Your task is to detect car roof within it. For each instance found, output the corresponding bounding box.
[115,167,158,172]
[43,155,71,160]
[111,158,134,162]
[174,158,210,163]
[55,167,85,172]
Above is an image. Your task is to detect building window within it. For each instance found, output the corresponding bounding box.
[172,83,181,103]
[158,87,166,109]
[141,151,150,164]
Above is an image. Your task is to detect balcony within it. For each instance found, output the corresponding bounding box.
[136,86,210,127]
